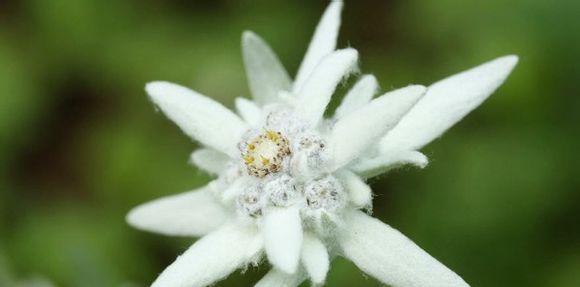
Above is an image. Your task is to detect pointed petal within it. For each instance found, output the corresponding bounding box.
[301,233,329,284]
[380,55,519,152]
[263,206,303,274]
[330,85,426,169]
[350,150,428,179]
[294,48,358,127]
[152,223,263,287]
[334,75,379,119]
[242,31,292,105]
[126,185,229,237]
[146,81,247,157]
[339,211,469,287]
[235,97,263,126]
[189,148,230,175]
[293,1,343,92]
[338,170,372,208]
[254,269,306,287]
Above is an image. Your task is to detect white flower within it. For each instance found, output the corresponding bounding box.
[126,2,518,287]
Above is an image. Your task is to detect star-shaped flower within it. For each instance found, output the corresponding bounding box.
[127,2,517,286]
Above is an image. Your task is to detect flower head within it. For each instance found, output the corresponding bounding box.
[127,2,518,286]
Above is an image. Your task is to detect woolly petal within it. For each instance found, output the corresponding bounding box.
[146,81,247,157]
[126,185,229,237]
[301,233,329,284]
[330,85,426,169]
[294,48,359,127]
[339,211,469,287]
[189,148,229,175]
[293,1,343,92]
[221,177,250,204]
[338,170,372,208]
[350,150,428,179]
[380,55,519,152]
[334,75,379,119]
[235,97,263,126]
[242,31,292,105]
[254,269,306,287]
[263,206,303,274]
[152,223,263,287]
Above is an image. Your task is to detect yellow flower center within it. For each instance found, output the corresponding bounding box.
[242,130,291,177]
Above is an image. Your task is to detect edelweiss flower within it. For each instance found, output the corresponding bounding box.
[127,2,518,287]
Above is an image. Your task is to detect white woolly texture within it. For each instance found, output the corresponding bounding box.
[152,223,263,287]
[146,81,248,157]
[242,31,292,105]
[189,148,230,175]
[380,55,519,152]
[264,174,298,207]
[301,233,330,284]
[339,211,469,287]
[294,48,359,127]
[338,170,372,208]
[235,97,263,126]
[222,177,250,204]
[303,176,345,212]
[254,269,306,287]
[126,186,229,237]
[351,150,429,179]
[293,1,343,93]
[263,206,303,274]
[334,74,379,119]
[330,85,426,169]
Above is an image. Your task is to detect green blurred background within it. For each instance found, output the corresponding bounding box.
[0,0,579,286]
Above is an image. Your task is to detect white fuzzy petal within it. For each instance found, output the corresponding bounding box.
[338,170,372,208]
[293,1,343,93]
[339,210,469,287]
[146,82,247,157]
[152,223,263,287]
[334,75,379,119]
[263,206,303,274]
[189,148,230,175]
[350,150,428,179]
[294,48,359,127]
[235,97,263,126]
[380,55,519,152]
[242,31,292,105]
[126,185,229,237]
[330,85,426,169]
[254,269,306,287]
[301,233,329,284]
[222,177,250,204]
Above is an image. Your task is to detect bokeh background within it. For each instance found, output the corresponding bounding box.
[1,0,579,286]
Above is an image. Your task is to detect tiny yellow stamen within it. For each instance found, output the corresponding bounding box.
[266,130,279,141]
[243,155,255,164]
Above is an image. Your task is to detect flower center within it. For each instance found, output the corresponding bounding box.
[242,130,291,177]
